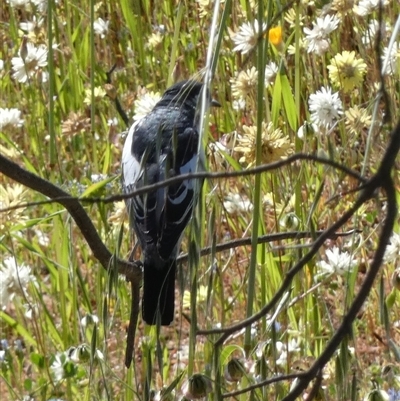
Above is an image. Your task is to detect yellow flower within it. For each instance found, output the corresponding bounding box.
[269,26,283,47]
[345,105,371,135]
[0,184,29,229]
[234,122,294,167]
[108,201,127,225]
[147,31,163,49]
[83,86,106,105]
[182,285,208,309]
[327,51,367,93]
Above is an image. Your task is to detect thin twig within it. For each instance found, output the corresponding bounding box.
[0,153,366,214]
[177,229,360,263]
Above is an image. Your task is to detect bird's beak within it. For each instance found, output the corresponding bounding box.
[211,99,221,107]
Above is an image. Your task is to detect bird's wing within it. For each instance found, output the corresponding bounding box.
[156,127,201,260]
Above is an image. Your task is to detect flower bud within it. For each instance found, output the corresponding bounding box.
[363,389,389,401]
[181,374,212,399]
[224,358,245,382]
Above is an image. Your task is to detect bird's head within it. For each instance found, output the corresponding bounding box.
[157,80,220,110]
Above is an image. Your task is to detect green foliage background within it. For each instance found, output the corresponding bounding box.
[1,0,400,400]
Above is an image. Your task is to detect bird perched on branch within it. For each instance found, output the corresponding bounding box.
[122,79,218,325]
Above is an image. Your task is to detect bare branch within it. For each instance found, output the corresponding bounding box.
[177,229,360,262]
[281,119,400,401]
[0,153,141,281]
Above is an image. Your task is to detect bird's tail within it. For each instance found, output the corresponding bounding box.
[142,260,176,325]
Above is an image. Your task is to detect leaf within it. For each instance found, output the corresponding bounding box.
[30,353,45,369]
[80,175,117,198]
[0,312,37,347]
[280,73,298,131]
[220,344,244,369]
[271,72,282,126]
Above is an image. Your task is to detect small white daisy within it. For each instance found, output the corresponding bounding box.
[316,246,357,277]
[50,353,70,382]
[93,18,109,39]
[230,20,267,55]
[90,173,108,183]
[265,61,278,86]
[223,193,253,214]
[0,257,35,310]
[354,0,388,17]
[308,86,343,128]
[232,97,246,111]
[19,16,44,33]
[275,339,301,367]
[107,117,118,127]
[133,91,161,121]
[31,0,47,12]
[34,228,49,247]
[0,108,24,129]
[384,232,400,263]
[303,15,340,55]
[11,42,48,83]
[381,41,400,76]
[6,0,30,7]
[361,19,391,46]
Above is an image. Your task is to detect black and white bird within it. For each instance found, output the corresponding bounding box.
[122,80,217,325]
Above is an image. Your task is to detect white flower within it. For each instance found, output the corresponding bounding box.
[68,345,90,363]
[362,19,391,46]
[275,339,301,367]
[19,16,44,33]
[31,0,47,12]
[34,228,49,247]
[265,61,278,86]
[354,0,388,17]
[384,232,400,263]
[0,257,34,310]
[287,38,306,55]
[297,122,319,139]
[230,20,267,54]
[83,86,106,105]
[133,91,161,121]
[308,86,343,128]
[11,43,48,83]
[0,108,24,129]
[6,0,30,6]
[90,173,107,183]
[316,246,357,277]
[381,42,400,76]
[107,117,118,127]
[81,313,99,328]
[223,193,253,214]
[50,353,69,382]
[232,97,246,111]
[93,18,109,39]
[303,15,340,55]
[0,59,4,71]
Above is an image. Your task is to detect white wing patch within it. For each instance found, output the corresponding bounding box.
[122,121,141,187]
